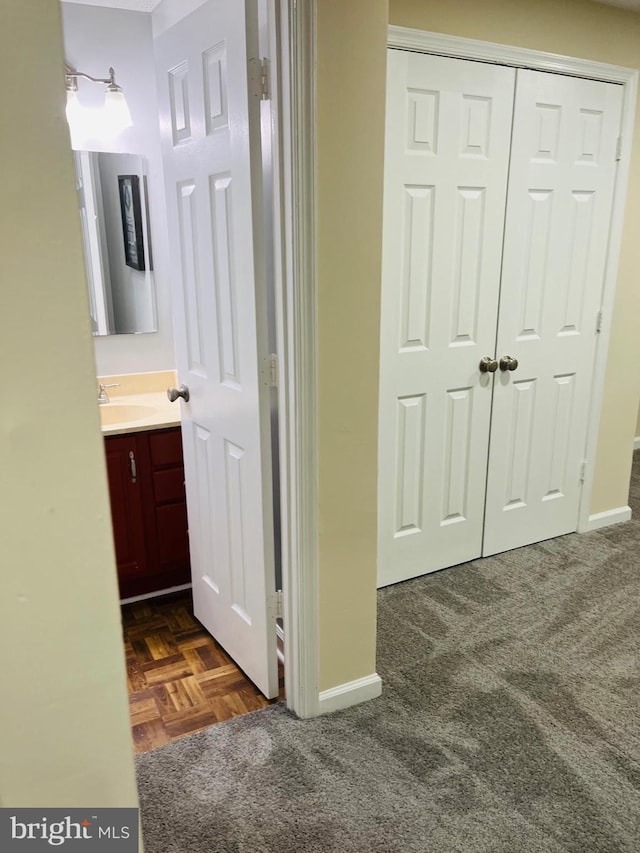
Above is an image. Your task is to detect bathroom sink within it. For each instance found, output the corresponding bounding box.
[100,403,158,426]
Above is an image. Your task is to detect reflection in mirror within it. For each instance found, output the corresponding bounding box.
[73,151,157,336]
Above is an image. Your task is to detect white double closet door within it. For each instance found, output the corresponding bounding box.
[378,50,623,588]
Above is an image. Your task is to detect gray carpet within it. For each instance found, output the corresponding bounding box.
[136,455,640,852]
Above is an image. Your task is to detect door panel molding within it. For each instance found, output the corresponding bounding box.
[385,25,638,543]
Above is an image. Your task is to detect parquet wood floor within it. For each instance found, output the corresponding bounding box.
[122,591,283,753]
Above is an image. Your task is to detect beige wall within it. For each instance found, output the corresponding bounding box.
[316,0,640,692]
[316,0,389,691]
[0,2,138,807]
[387,0,640,514]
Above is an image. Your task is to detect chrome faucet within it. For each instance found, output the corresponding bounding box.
[98,383,120,404]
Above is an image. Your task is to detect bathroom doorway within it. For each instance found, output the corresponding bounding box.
[64,3,316,740]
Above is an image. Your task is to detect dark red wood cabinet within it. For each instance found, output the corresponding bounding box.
[104,427,191,599]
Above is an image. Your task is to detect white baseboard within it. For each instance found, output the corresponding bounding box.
[586,506,632,531]
[120,582,192,606]
[634,436,640,451]
[318,673,382,715]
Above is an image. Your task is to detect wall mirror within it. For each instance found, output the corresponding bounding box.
[73,151,157,336]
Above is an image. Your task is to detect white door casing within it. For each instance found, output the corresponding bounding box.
[155,0,279,697]
[377,51,516,587]
[482,70,623,555]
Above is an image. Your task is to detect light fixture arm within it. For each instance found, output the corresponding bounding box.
[65,65,118,91]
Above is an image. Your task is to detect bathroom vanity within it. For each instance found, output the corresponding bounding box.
[99,372,190,600]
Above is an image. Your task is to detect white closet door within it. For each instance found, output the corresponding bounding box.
[378,51,515,587]
[483,70,623,556]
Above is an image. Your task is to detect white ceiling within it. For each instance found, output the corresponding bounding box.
[62,0,163,12]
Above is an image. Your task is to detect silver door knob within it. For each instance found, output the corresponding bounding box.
[167,384,190,402]
[479,356,498,373]
[499,356,518,372]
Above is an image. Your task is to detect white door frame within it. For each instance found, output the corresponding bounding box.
[386,25,638,537]
[271,0,319,717]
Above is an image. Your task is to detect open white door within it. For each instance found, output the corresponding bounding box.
[155,0,278,698]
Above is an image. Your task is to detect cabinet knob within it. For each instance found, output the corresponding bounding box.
[167,384,190,403]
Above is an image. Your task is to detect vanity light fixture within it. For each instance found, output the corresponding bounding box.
[65,64,133,133]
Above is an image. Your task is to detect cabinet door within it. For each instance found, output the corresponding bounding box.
[483,71,623,556]
[107,428,191,600]
[145,429,190,579]
[377,50,515,587]
[104,434,147,585]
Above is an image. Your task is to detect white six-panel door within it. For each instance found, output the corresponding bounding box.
[379,50,623,587]
[155,0,279,697]
[378,51,516,587]
[483,70,623,556]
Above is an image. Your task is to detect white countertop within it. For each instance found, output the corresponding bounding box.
[99,391,181,436]
[97,370,183,436]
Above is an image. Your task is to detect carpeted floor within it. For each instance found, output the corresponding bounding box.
[136,454,640,852]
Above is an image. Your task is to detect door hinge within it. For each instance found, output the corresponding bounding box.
[616,136,622,161]
[249,57,270,101]
[579,460,587,485]
[261,353,278,387]
[275,589,284,620]
[596,309,604,334]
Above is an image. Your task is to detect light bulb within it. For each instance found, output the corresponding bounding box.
[65,89,82,125]
[103,87,133,131]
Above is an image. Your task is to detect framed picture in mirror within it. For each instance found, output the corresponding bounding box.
[118,174,145,271]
